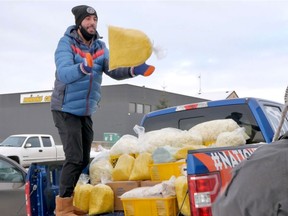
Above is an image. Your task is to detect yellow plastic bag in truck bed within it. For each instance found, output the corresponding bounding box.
[175,144,207,160]
[73,183,94,213]
[112,154,135,181]
[129,152,153,180]
[89,184,114,215]
[108,25,153,70]
[175,176,191,216]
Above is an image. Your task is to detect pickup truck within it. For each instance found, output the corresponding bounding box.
[24,97,288,216]
[0,134,65,168]
[142,97,288,216]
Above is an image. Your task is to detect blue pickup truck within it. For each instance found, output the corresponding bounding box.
[24,97,288,216]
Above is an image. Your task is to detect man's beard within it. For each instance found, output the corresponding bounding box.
[80,25,96,41]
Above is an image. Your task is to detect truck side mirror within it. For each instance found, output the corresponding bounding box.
[24,143,32,148]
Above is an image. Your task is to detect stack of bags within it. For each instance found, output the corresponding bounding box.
[73,119,250,215]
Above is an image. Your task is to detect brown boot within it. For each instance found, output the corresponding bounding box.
[55,196,77,216]
[73,206,88,216]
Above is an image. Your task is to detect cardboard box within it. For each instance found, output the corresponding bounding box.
[106,181,140,211]
[140,180,162,187]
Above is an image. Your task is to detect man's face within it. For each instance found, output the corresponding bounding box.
[81,15,97,34]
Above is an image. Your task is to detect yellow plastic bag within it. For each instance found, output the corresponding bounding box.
[112,154,135,181]
[129,152,153,180]
[175,145,206,160]
[89,184,114,215]
[108,25,153,70]
[175,176,191,216]
[73,183,94,213]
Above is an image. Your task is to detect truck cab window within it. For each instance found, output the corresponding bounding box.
[42,137,52,147]
[143,104,264,144]
[26,137,41,148]
[263,105,288,137]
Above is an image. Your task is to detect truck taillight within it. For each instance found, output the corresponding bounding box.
[188,172,221,216]
[25,181,32,216]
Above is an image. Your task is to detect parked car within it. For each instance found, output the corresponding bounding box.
[0,134,65,167]
[0,154,27,216]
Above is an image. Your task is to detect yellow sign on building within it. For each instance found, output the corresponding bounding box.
[20,91,52,104]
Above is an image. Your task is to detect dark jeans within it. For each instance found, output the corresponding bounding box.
[52,110,93,197]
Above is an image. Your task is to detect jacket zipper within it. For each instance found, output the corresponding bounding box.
[85,72,93,115]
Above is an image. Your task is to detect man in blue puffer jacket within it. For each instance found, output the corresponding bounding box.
[51,5,155,215]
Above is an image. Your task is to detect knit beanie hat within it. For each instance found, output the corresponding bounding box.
[71,5,97,28]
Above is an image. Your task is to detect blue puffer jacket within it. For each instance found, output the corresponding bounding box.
[51,26,132,116]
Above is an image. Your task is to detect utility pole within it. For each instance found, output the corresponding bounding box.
[161,82,167,92]
[198,73,202,94]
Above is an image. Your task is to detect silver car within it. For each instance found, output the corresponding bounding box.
[0,154,27,216]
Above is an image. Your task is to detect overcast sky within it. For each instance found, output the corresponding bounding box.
[0,0,287,103]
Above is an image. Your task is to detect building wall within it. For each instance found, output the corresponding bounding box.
[0,84,206,143]
[0,92,59,142]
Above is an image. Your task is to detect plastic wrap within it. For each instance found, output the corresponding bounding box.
[110,134,139,156]
[89,149,113,185]
[189,119,239,146]
[134,125,203,153]
[212,127,249,147]
[152,146,178,163]
[121,176,176,198]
